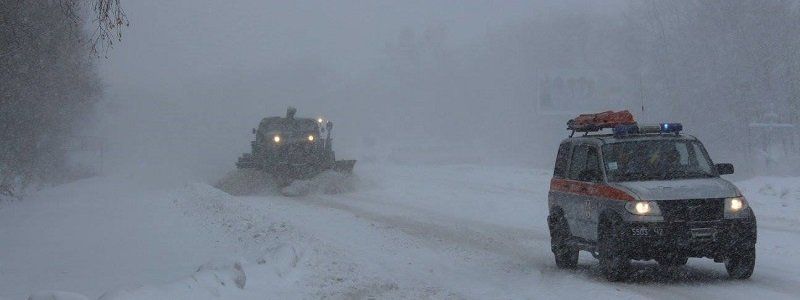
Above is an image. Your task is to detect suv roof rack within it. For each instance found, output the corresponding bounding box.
[567,110,635,137]
[566,111,683,138]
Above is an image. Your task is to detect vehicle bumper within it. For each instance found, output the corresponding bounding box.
[620,218,756,260]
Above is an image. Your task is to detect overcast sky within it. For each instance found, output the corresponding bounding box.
[100,0,624,82]
[94,0,627,178]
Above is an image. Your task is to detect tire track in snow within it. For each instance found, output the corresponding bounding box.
[284,193,740,299]
[298,193,800,299]
[298,192,550,264]
[231,166,800,299]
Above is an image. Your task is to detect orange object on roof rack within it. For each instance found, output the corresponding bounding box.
[567,110,636,133]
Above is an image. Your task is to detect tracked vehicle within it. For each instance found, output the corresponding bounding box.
[236,107,356,187]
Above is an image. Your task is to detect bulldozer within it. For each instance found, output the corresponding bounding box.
[235,107,356,187]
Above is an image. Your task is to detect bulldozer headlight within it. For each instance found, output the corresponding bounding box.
[317,118,324,123]
[625,201,661,216]
[273,135,281,143]
[308,135,315,141]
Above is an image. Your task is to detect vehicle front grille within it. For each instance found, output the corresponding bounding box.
[657,198,724,222]
[283,143,315,164]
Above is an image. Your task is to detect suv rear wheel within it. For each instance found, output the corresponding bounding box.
[598,215,630,281]
[548,212,578,268]
[725,247,755,279]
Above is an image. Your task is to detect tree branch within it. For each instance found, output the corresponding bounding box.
[89,0,128,56]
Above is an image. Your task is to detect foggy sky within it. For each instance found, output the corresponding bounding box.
[93,0,639,181]
[100,0,623,80]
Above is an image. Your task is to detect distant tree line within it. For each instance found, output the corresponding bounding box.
[621,0,800,155]
[376,0,799,168]
[0,0,125,199]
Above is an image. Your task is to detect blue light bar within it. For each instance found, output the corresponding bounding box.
[613,124,639,137]
[660,123,683,134]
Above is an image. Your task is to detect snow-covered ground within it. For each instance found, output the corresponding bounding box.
[2,163,799,299]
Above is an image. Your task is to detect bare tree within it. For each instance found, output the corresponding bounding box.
[56,0,128,54]
[1,0,111,199]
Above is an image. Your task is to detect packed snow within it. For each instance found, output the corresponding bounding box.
[1,162,799,299]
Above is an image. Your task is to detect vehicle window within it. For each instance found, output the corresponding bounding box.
[602,140,716,182]
[567,145,602,182]
[586,147,601,181]
[568,145,588,180]
[691,143,713,173]
[578,147,603,182]
[676,143,689,165]
[554,143,570,178]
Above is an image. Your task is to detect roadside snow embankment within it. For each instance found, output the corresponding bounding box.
[91,182,316,299]
[170,182,302,259]
[97,260,247,300]
[27,291,90,300]
[0,175,234,299]
[737,177,800,230]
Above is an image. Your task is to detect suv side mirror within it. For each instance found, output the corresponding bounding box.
[716,163,734,175]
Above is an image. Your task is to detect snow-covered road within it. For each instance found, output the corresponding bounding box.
[2,163,799,299]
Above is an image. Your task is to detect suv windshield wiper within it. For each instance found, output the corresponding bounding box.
[614,171,657,181]
[662,170,715,180]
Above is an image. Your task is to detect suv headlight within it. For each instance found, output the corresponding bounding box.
[725,196,749,218]
[625,201,661,216]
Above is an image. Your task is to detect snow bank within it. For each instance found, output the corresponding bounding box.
[94,182,318,299]
[97,260,248,300]
[27,291,90,300]
[257,244,304,278]
[170,182,300,257]
[195,259,247,289]
[736,176,800,228]
[94,243,317,300]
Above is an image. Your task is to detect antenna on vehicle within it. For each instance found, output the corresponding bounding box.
[641,98,645,121]
[639,75,646,121]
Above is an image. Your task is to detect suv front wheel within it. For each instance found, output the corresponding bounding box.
[598,215,630,281]
[725,247,755,279]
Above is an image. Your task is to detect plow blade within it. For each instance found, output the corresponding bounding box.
[236,153,256,169]
[333,160,356,173]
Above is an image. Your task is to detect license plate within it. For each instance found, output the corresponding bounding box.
[690,228,716,239]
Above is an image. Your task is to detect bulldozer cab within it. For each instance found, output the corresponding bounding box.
[257,117,321,145]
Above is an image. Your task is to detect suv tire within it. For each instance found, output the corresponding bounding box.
[549,213,579,269]
[725,247,755,279]
[598,215,630,281]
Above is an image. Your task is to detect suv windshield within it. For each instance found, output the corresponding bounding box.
[602,140,716,182]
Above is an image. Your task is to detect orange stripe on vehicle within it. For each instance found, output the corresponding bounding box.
[550,178,635,201]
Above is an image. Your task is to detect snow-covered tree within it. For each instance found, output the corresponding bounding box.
[0,0,125,199]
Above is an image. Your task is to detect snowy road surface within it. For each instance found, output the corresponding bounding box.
[1,163,799,299]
